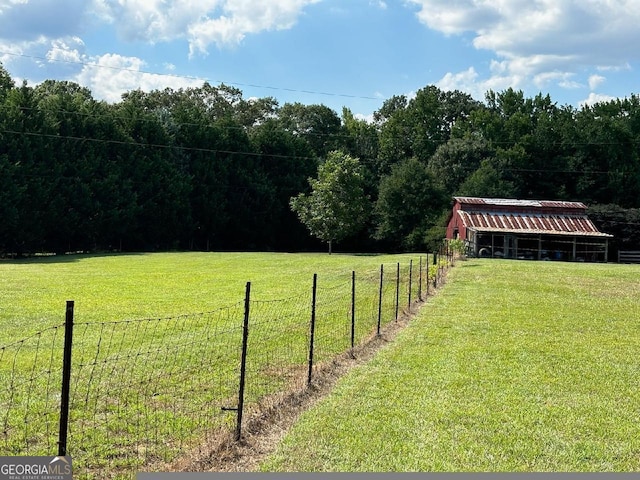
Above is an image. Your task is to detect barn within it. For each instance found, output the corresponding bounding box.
[446,197,613,262]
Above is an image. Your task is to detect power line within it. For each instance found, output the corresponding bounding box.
[0,51,381,101]
[0,103,364,142]
[2,126,638,178]
[0,127,318,161]
[2,102,640,151]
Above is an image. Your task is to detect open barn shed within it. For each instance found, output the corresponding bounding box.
[446,197,613,262]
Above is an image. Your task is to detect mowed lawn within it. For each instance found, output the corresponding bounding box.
[261,259,640,472]
[0,251,421,344]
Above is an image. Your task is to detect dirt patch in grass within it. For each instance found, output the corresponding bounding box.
[171,277,447,473]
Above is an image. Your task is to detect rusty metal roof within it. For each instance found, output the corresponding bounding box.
[458,211,613,237]
[454,197,587,210]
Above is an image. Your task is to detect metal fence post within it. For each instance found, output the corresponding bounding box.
[426,257,430,297]
[350,271,356,354]
[408,259,413,310]
[418,256,423,301]
[433,253,438,289]
[377,264,383,336]
[234,282,251,441]
[395,262,400,321]
[307,273,318,386]
[58,300,74,457]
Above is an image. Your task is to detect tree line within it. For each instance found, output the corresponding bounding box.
[1,62,639,256]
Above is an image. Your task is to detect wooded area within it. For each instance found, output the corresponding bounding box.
[1,62,639,256]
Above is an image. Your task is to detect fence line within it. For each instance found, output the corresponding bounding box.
[0,250,454,478]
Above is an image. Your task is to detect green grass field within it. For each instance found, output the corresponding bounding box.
[260,258,640,472]
[0,252,423,341]
[0,251,430,478]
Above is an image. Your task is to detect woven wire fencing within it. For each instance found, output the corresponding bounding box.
[0,253,453,478]
[0,324,66,456]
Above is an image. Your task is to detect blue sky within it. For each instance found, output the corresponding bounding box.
[1,0,639,120]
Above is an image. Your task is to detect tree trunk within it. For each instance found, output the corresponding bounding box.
[328,240,332,255]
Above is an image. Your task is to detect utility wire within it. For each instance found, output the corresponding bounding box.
[0,51,381,101]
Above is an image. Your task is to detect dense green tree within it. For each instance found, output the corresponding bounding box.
[2,57,640,256]
[3,81,50,254]
[115,91,192,250]
[249,118,317,249]
[376,86,481,177]
[290,151,369,254]
[588,204,640,252]
[374,158,447,250]
[0,62,15,101]
[341,108,379,163]
[570,97,640,207]
[428,137,493,194]
[278,102,342,158]
[457,156,517,199]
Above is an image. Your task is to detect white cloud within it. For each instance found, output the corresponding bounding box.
[597,63,632,72]
[588,74,606,90]
[0,39,28,65]
[435,66,521,100]
[408,0,640,97]
[533,71,579,90]
[436,67,479,95]
[580,92,616,107]
[74,53,202,102]
[354,112,374,123]
[0,0,28,15]
[93,0,320,55]
[46,37,85,64]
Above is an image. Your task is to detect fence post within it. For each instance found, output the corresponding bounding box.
[408,259,413,311]
[235,282,251,441]
[395,262,400,321]
[377,264,383,336]
[418,256,423,301]
[426,257,430,297]
[350,271,356,355]
[58,300,74,457]
[433,252,438,289]
[307,273,318,387]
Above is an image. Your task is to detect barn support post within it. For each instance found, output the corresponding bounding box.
[234,282,251,441]
[58,300,75,457]
[538,235,542,260]
[377,264,383,336]
[307,273,318,386]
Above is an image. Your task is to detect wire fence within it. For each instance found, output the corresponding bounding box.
[0,249,454,478]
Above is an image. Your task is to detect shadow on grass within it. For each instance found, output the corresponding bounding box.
[0,251,149,264]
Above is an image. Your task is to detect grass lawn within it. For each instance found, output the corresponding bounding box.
[0,251,425,342]
[0,251,429,477]
[260,259,640,472]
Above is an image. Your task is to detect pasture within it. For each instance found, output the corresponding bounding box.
[0,252,422,342]
[0,251,430,477]
[261,259,640,472]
